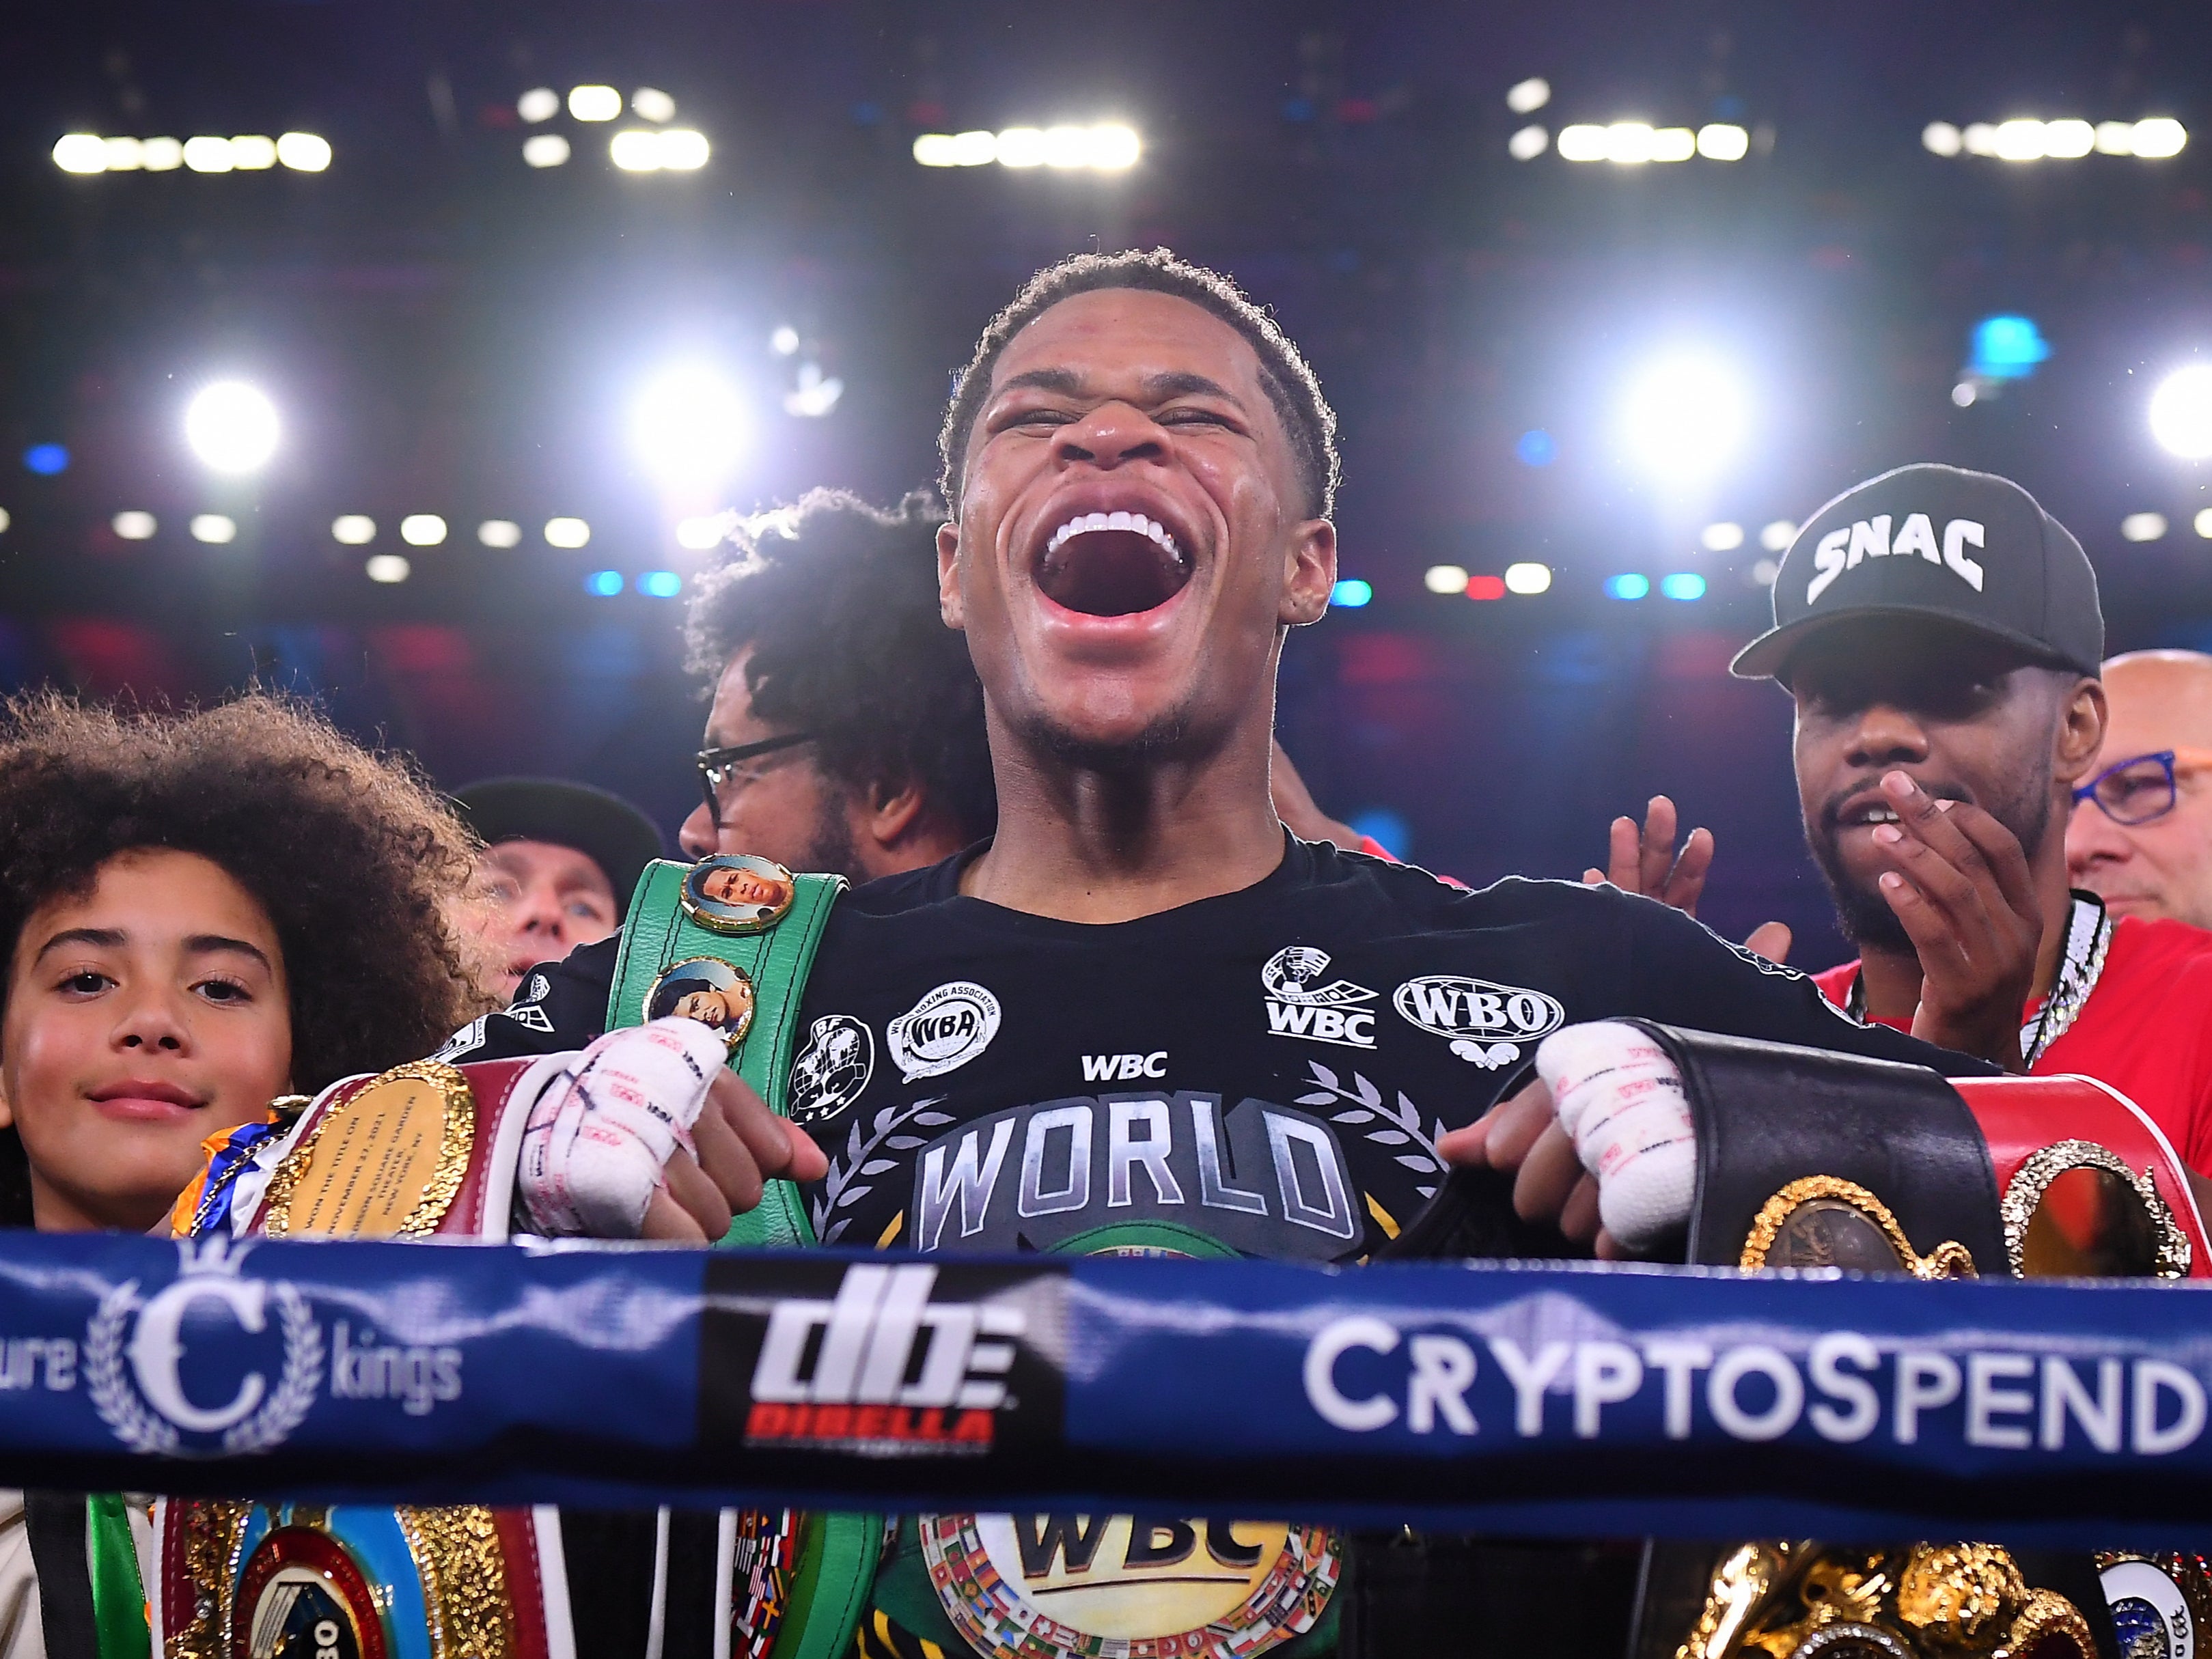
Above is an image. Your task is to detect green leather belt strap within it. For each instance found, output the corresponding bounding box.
[605,858,846,1249]
[605,856,876,1659]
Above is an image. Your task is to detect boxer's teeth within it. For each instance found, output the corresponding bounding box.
[1042,512,1185,566]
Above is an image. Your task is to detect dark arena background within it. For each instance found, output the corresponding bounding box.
[5,1,2211,964]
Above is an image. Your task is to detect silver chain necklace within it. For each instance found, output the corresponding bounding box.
[1847,891,2112,1066]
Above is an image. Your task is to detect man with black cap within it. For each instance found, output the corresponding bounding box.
[454,776,665,1003]
[1730,461,2212,1169]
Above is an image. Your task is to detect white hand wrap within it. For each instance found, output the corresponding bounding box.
[1536,1020,1698,1251]
[518,1018,729,1238]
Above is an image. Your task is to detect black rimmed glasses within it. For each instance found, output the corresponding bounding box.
[695,733,815,828]
[2071,748,2212,825]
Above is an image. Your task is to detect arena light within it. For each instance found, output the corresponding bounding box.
[912,124,1136,171]
[522,135,570,168]
[2121,512,2169,542]
[1604,573,1650,600]
[331,514,376,545]
[1760,520,1797,552]
[639,570,682,598]
[1618,350,1750,483]
[2150,366,2212,460]
[1752,559,1780,585]
[1506,78,1551,115]
[1504,561,1552,594]
[517,88,559,124]
[1508,124,1549,161]
[1696,124,1750,161]
[190,514,237,544]
[633,88,676,123]
[2197,508,2212,539]
[183,137,235,173]
[53,134,107,173]
[276,133,332,172]
[769,325,799,357]
[610,130,662,171]
[364,554,411,584]
[545,517,592,548]
[141,139,182,171]
[1970,314,2049,380]
[23,445,67,475]
[1423,563,1470,595]
[569,85,622,122]
[1994,119,2047,161]
[2133,118,2187,158]
[477,519,523,548]
[1700,522,1745,552]
[1515,429,1557,466]
[1466,574,1506,601]
[783,361,842,418]
[585,570,623,596]
[658,130,710,170]
[1556,122,1737,164]
[675,515,729,550]
[2043,120,2094,158]
[1660,572,1707,600]
[184,381,279,474]
[1928,115,2185,161]
[102,137,142,171]
[632,365,748,487]
[1329,578,1372,607]
[229,135,277,170]
[112,511,156,540]
[400,514,447,546]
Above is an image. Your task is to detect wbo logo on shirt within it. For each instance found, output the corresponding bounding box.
[1261,947,1379,1050]
[887,981,1002,1083]
[1392,975,1564,1070]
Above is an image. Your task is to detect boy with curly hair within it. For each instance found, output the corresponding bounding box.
[0,689,490,1657]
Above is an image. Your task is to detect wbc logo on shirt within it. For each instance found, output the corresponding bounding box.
[1261,947,1379,1050]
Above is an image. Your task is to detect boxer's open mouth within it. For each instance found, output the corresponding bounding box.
[1035,512,1192,617]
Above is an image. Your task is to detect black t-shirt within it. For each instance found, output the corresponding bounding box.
[440,837,1983,1658]
[446,835,1974,1262]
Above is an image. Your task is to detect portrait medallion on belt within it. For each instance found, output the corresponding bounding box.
[680,854,797,934]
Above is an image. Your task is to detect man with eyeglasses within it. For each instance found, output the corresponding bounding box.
[675,487,998,879]
[1730,463,2212,1173]
[2069,649,2212,934]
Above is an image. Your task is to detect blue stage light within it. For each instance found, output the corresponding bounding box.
[1605,574,1650,600]
[23,444,67,475]
[1348,808,1411,856]
[1970,316,2049,380]
[1660,572,1707,600]
[1330,578,1373,608]
[639,570,682,598]
[1515,429,1557,466]
[585,570,624,597]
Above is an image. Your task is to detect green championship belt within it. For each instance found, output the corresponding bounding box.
[607,854,880,1659]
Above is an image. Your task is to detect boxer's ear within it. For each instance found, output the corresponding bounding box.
[937,521,966,631]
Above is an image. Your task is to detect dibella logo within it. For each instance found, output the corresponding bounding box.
[887,981,1001,1082]
[1392,975,1564,1069]
[1806,513,1986,604]
[745,1264,1025,1451]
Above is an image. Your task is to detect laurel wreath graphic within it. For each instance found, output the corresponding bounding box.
[85,1281,177,1456]
[85,1277,323,1458]
[1294,1061,1448,1201]
[812,1098,951,1243]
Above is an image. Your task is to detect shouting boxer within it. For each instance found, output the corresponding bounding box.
[440,249,2007,1659]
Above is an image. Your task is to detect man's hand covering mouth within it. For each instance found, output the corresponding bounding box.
[1035,510,1193,617]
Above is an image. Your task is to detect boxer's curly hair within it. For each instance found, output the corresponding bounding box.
[0,691,489,1101]
[938,247,1340,517]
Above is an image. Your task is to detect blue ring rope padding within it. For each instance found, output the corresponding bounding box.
[3,1233,2209,1550]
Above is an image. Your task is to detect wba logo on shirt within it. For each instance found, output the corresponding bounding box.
[697,1256,1065,1486]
